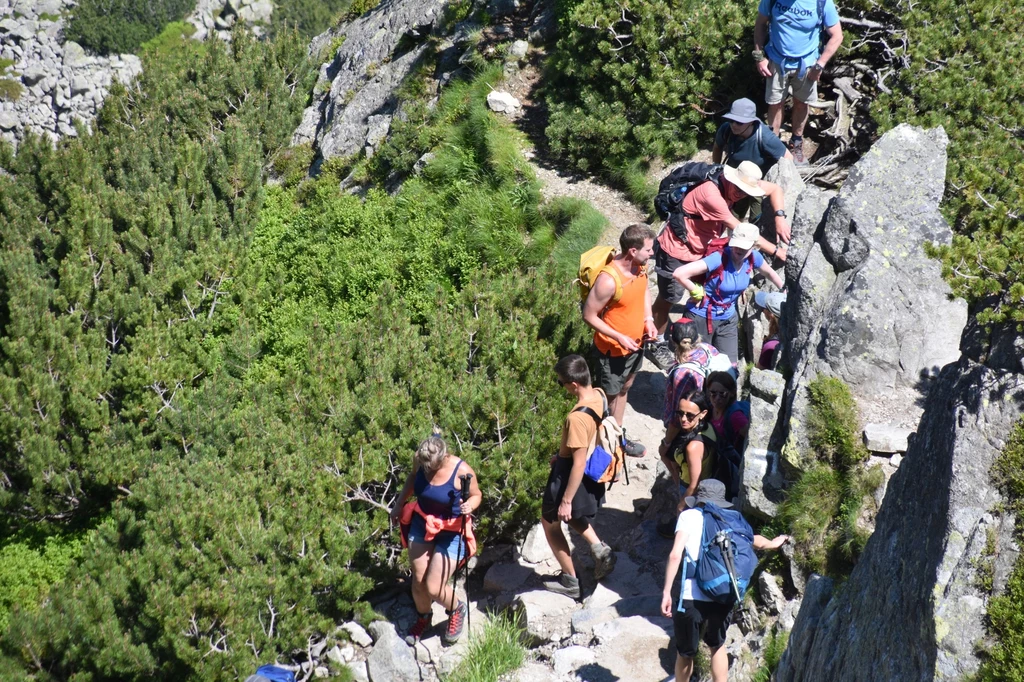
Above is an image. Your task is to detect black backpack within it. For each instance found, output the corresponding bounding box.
[653,162,724,244]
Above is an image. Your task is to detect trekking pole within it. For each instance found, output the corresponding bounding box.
[453,473,473,634]
[716,533,743,604]
[619,428,631,485]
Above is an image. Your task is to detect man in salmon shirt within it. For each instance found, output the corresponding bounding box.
[582,223,657,458]
[648,161,791,370]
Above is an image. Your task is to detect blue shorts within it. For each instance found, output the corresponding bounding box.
[407,514,467,562]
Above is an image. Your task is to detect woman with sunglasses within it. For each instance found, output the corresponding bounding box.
[659,389,717,510]
[704,371,749,454]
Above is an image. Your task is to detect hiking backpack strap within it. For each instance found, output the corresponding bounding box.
[817,0,828,30]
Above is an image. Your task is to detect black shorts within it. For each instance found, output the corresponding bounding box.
[672,599,733,658]
[541,456,606,529]
[590,345,643,397]
[654,240,691,305]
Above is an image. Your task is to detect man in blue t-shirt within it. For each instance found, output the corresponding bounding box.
[712,98,792,176]
[753,0,843,165]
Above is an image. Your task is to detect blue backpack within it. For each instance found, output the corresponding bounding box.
[692,503,757,606]
[253,666,296,682]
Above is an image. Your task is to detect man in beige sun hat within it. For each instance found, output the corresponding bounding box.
[649,159,791,369]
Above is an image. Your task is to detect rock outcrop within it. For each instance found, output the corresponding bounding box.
[187,0,274,41]
[292,0,448,162]
[776,359,1024,682]
[778,124,968,467]
[0,0,140,147]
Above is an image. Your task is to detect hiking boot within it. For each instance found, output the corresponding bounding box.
[790,139,808,166]
[405,612,431,645]
[644,341,677,372]
[591,541,617,580]
[543,571,581,600]
[623,439,647,458]
[442,600,467,645]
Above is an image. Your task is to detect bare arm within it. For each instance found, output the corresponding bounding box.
[753,533,790,551]
[390,462,419,523]
[672,259,710,294]
[754,13,772,77]
[661,525,690,617]
[756,259,785,290]
[759,179,791,244]
[712,143,724,164]
[818,22,843,68]
[558,445,589,522]
[679,441,704,509]
[583,272,640,352]
[457,463,483,516]
[643,280,657,340]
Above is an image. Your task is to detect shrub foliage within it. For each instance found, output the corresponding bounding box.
[66,0,195,54]
[0,20,605,682]
[545,0,755,173]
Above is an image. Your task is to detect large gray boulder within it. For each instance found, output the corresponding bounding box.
[777,125,967,468]
[775,359,1024,682]
[293,0,447,160]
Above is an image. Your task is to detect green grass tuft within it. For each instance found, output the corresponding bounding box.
[444,612,527,682]
[976,418,1024,681]
[808,376,870,470]
[779,376,879,576]
[752,627,790,682]
[0,78,24,102]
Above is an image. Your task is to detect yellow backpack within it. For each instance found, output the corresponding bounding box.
[576,246,624,304]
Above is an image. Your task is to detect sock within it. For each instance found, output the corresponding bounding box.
[657,333,666,343]
[791,135,803,145]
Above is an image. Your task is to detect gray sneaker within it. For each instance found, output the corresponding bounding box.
[591,542,617,580]
[644,341,676,372]
[543,571,581,599]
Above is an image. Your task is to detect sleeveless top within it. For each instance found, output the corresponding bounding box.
[414,459,463,519]
[594,263,649,357]
[673,425,718,486]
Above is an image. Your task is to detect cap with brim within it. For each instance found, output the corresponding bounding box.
[754,290,787,317]
[728,222,760,251]
[722,98,759,125]
[684,478,733,509]
[722,161,766,197]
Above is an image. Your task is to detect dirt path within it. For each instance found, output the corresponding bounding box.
[527,154,648,246]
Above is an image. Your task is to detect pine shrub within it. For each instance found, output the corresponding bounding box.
[544,0,757,174]
[869,0,1024,327]
[65,0,195,55]
[0,21,605,681]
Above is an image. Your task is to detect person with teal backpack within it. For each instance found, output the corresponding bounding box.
[661,480,790,682]
[704,371,750,501]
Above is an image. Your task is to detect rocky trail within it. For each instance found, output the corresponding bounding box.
[337,157,772,682]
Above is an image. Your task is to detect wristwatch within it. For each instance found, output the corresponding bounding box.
[774,209,787,218]
[809,63,824,72]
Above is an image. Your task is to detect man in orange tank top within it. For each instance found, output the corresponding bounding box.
[582,223,657,458]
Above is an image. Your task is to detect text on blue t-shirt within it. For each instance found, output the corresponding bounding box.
[758,0,840,70]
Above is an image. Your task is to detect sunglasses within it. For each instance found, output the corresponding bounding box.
[708,390,730,398]
[675,410,702,421]
[556,378,570,387]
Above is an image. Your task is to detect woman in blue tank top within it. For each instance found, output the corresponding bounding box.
[391,433,481,647]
